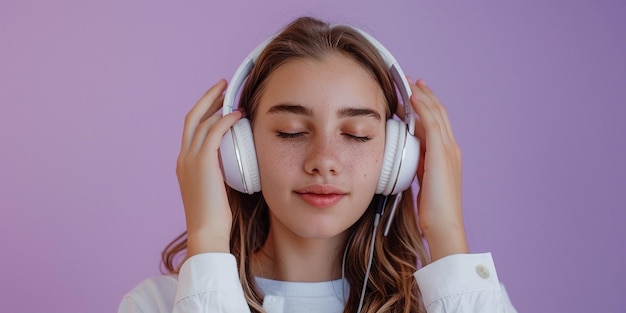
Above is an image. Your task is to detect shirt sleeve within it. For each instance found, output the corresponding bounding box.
[174,253,251,313]
[118,295,146,313]
[414,253,517,313]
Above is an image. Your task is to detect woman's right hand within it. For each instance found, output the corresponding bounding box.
[176,79,242,256]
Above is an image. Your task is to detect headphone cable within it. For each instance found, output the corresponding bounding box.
[357,196,387,312]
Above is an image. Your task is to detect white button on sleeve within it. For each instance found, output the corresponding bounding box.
[475,264,491,279]
[414,253,517,312]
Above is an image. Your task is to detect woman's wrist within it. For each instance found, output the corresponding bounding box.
[186,230,230,256]
[423,223,469,261]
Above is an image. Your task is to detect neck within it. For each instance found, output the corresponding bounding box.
[253,223,348,282]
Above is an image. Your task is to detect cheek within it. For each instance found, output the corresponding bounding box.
[253,132,302,184]
[347,140,385,183]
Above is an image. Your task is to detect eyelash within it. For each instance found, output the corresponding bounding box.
[276,132,371,142]
[346,134,372,142]
[277,132,304,139]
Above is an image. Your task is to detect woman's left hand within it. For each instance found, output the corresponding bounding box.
[408,78,468,261]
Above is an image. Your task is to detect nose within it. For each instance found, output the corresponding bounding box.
[303,134,341,177]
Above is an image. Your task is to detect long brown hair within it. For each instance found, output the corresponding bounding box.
[162,16,429,313]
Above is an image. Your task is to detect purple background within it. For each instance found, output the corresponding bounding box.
[1,1,624,312]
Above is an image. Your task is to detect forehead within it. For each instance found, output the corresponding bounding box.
[256,52,388,115]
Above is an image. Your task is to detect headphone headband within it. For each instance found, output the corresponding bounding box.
[222,25,415,135]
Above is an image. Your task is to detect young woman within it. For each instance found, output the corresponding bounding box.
[119,16,516,312]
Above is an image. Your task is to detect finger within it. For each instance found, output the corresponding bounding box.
[187,94,227,153]
[188,111,225,155]
[412,81,448,148]
[199,94,225,123]
[410,85,446,153]
[414,99,448,185]
[199,111,243,157]
[180,80,228,155]
[416,80,458,148]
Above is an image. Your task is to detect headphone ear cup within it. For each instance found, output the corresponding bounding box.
[376,119,420,195]
[377,119,402,195]
[393,129,419,195]
[219,118,261,194]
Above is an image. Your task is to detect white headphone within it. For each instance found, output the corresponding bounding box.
[219,25,420,196]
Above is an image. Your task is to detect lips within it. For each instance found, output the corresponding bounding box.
[294,185,347,209]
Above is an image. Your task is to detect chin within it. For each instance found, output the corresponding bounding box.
[267,197,369,240]
[288,216,354,240]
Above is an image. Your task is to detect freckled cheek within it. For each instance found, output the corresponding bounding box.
[255,139,304,181]
[262,149,302,171]
[345,145,383,181]
[363,157,381,178]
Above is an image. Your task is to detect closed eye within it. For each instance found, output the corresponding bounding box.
[344,134,371,143]
[277,132,371,142]
[277,132,305,139]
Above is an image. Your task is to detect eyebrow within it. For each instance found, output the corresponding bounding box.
[337,107,381,121]
[267,104,381,121]
[267,104,312,116]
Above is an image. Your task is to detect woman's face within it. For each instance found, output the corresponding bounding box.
[252,51,387,240]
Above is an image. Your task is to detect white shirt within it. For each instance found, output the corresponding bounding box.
[118,253,517,313]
